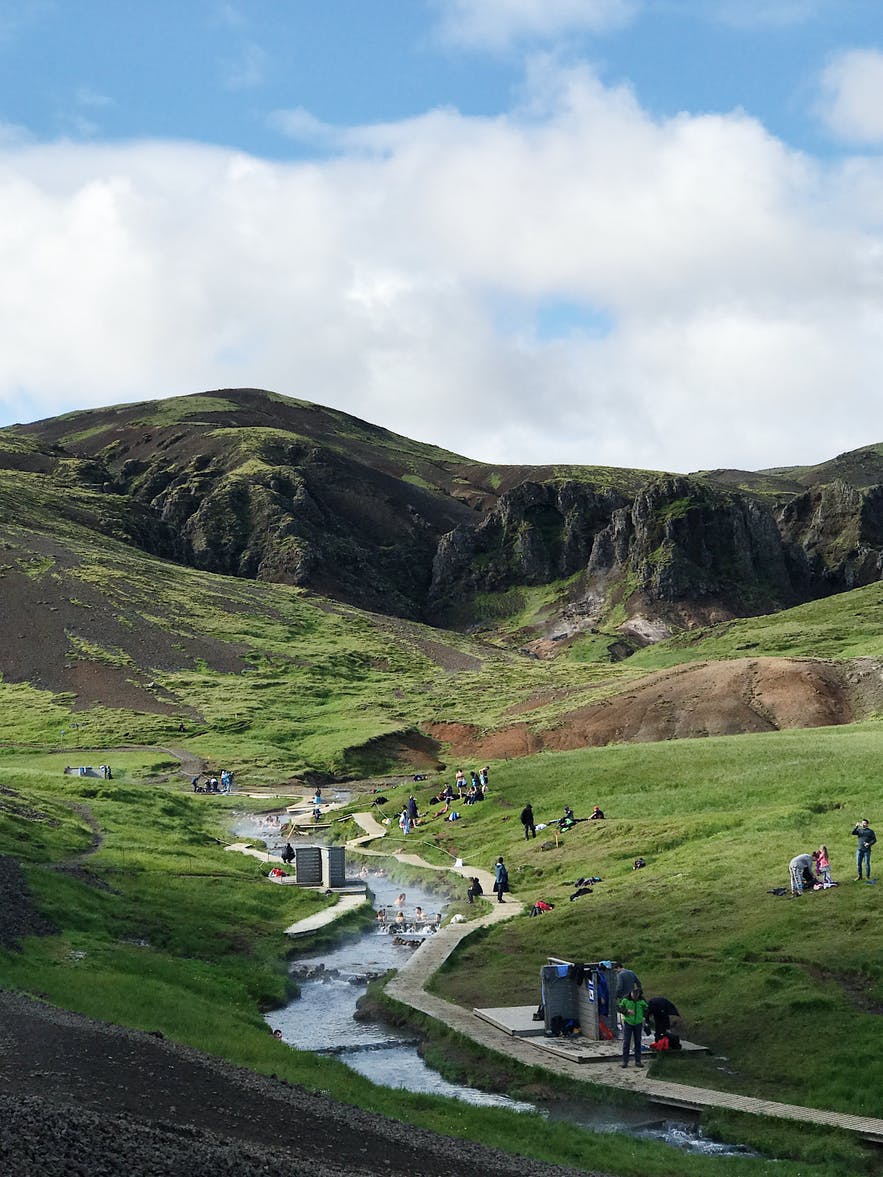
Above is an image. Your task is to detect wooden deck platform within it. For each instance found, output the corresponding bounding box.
[474,1005,709,1062]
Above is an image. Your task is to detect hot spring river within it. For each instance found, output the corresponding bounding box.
[238,814,754,1158]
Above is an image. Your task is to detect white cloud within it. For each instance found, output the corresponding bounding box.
[817,48,883,145]
[0,0,54,45]
[221,41,267,90]
[709,0,825,29]
[1,62,883,472]
[433,0,636,51]
[269,106,339,148]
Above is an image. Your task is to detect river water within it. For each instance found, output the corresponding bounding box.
[236,813,754,1157]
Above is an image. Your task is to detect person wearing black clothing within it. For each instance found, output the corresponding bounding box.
[466,877,484,904]
[852,818,877,880]
[280,842,295,866]
[520,803,536,840]
[407,795,419,825]
[645,996,680,1040]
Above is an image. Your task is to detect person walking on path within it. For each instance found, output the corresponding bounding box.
[520,803,536,840]
[851,819,876,880]
[789,851,818,895]
[619,984,649,1068]
[399,808,411,836]
[493,856,509,903]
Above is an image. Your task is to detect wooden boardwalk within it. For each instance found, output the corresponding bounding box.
[346,813,883,1145]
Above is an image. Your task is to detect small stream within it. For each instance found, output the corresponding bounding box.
[236,814,756,1157]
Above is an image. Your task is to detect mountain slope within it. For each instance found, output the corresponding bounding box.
[5,388,883,666]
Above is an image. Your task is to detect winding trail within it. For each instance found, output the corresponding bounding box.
[345,814,883,1145]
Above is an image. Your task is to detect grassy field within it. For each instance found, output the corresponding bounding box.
[2,747,866,1177]
[369,724,883,1125]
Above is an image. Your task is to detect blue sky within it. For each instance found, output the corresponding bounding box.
[1,1,883,470]
[2,1,875,154]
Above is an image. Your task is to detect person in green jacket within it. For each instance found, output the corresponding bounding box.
[619,984,649,1068]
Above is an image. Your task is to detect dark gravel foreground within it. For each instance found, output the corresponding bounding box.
[0,855,609,1175]
[0,989,610,1177]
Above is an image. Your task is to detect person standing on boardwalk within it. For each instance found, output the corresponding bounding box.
[493,856,509,903]
[851,819,876,880]
[614,963,642,1000]
[619,984,649,1068]
[520,803,536,840]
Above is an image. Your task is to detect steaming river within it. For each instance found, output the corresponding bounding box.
[237,812,755,1158]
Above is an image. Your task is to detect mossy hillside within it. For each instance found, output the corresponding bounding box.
[0,754,841,1177]
[414,724,883,1119]
[0,474,643,774]
[628,581,883,669]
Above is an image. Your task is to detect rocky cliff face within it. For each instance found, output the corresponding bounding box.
[778,480,883,592]
[429,475,798,636]
[8,390,883,653]
[105,435,477,619]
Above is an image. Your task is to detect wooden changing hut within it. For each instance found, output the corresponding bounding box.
[540,956,618,1041]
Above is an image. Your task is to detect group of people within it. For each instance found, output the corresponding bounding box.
[456,767,490,796]
[605,963,681,1068]
[191,769,234,794]
[788,819,876,895]
[375,894,441,933]
[519,802,605,840]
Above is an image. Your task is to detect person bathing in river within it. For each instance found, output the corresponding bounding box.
[395,893,406,907]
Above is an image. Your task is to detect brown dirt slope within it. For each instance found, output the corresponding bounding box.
[427,657,883,759]
[0,535,246,711]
